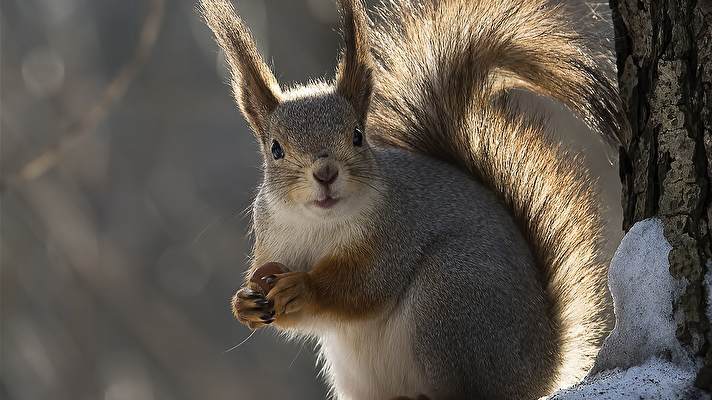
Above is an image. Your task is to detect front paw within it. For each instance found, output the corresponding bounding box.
[266,271,314,317]
[231,286,275,329]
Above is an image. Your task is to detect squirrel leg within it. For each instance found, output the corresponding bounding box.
[265,252,386,325]
[266,271,315,317]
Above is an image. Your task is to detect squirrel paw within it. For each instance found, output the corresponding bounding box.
[231,286,275,329]
[266,271,314,317]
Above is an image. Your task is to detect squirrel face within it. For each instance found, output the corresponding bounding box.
[261,87,381,221]
[201,0,375,221]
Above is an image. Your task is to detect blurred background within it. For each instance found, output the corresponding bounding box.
[0,1,621,399]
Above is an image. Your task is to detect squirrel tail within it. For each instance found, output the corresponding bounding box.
[369,0,625,388]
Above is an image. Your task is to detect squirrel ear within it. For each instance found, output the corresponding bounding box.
[335,0,373,123]
[201,0,281,137]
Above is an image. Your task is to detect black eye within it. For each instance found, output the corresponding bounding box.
[271,140,284,160]
[353,127,364,147]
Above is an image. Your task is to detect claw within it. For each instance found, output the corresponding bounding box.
[262,274,277,286]
[232,285,276,330]
[242,288,264,299]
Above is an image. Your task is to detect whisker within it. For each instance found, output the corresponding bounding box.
[191,214,226,245]
[289,340,307,369]
[348,170,388,185]
[224,329,257,353]
[341,147,374,164]
[349,175,387,196]
[282,158,308,170]
[191,208,245,245]
[241,201,254,216]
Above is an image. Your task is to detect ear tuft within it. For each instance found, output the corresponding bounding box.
[336,0,373,123]
[200,0,281,136]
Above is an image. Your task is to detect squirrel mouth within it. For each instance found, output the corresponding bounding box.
[313,196,339,209]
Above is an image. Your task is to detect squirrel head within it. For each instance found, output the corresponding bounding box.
[201,0,379,221]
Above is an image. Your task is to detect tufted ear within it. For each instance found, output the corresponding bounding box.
[201,0,281,137]
[335,0,373,124]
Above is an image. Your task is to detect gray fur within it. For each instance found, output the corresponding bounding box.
[371,149,559,398]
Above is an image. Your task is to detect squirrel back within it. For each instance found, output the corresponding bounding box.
[368,0,624,386]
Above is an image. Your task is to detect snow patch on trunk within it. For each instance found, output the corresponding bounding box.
[543,219,708,399]
[592,218,689,372]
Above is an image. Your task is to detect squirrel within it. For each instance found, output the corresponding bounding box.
[200,0,626,399]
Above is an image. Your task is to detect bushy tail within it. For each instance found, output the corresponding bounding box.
[368,0,625,389]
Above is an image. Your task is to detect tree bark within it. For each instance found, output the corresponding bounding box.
[610,0,712,388]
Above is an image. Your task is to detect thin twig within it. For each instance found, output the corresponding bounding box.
[2,0,165,190]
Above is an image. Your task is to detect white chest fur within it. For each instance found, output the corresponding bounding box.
[259,204,367,272]
[257,200,426,398]
[317,299,426,400]
[259,218,343,272]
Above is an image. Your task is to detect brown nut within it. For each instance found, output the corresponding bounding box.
[249,262,289,294]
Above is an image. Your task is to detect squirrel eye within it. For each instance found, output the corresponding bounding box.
[353,127,364,147]
[271,140,284,160]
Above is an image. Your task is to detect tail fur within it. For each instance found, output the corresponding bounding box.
[369,0,624,388]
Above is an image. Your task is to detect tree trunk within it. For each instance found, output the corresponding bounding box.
[610,0,712,388]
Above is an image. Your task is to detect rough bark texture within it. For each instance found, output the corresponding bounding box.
[610,0,712,388]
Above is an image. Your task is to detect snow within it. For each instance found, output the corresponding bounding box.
[592,218,690,372]
[545,358,704,400]
[543,219,708,399]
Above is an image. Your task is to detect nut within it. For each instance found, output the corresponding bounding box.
[249,262,289,294]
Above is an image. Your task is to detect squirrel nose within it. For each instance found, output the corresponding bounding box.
[313,164,339,186]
